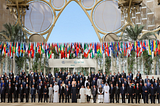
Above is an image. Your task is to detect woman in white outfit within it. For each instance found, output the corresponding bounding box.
[53,82,59,103]
[86,86,91,103]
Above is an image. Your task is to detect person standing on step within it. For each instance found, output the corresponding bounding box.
[92,85,97,103]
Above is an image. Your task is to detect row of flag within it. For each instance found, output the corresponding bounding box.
[0,40,160,59]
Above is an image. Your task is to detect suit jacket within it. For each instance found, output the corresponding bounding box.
[61,74,65,81]
[121,73,126,78]
[37,85,43,94]
[19,87,24,96]
[115,86,120,94]
[7,86,13,94]
[157,86,160,94]
[92,80,97,86]
[127,86,134,95]
[149,87,156,95]
[25,87,30,95]
[58,72,62,78]
[150,79,155,84]
[120,87,126,95]
[68,84,72,93]
[142,86,149,95]
[117,74,121,79]
[108,75,113,82]
[31,88,36,95]
[59,86,64,94]
[92,87,97,96]
[43,88,48,95]
[65,88,69,96]
[1,87,5,95]
[135,86,140,94]
[110,87,115,96]
[145,78,150,83]
[48,87,53,95]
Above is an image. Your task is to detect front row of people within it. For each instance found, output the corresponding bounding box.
[1,82,160,103]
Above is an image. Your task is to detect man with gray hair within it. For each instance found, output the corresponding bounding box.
[48,84,53,103]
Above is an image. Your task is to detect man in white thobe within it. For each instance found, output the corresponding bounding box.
[103,83,110,103]
[53,82,59,103]
[79,85,86,103]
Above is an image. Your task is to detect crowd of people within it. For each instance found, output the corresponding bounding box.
[0,70,160,104]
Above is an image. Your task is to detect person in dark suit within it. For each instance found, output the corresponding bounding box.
[9,71,14,80]
[142,83,149,103]
[24,84,29,103]
[43,85,48,103]
[31,85,36,103]
[149,84,156,104]
[64,70,68,78]
[88,73,92,83]
[110,84,114,103]
[37,83,43,102]
[120,83,126,103]
[150,76,155,84]
[127,83,134,103]
[61,72,65,81]
[115,83,120,103]
[80,78,84,86]
[96,71,100,78]
[145,76,150,83]
[68,81,72,99]
[76,81,81,98]
[135,83,141,103]
[118,78,122,88]
[58,70,62,78]
[92,77,96,87]
[14,84,18,102]
[108,73,112,82]
[65,85,70,103]
[55,71,59,78]
[19,84,24,102]
[157,82,160,103]
[121,71,126,78]
[64,77,68,85]
[7,84,13,103]
[136,71,141,78]
[92,85,97,103]
[1,84,5,102]
[59,83,64,103]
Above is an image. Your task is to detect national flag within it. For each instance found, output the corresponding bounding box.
[84,43,88,58]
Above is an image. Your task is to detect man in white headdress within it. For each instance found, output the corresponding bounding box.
[53,82,59,103]
[79,85,86,103]
[103,83,110,103]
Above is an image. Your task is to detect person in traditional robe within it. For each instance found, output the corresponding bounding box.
[98,85,103,103]
[71,84,77,103]
[103,83,110,103]
[53,82,59,103]
[79,85,86,103]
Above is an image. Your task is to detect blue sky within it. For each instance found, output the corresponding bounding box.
[47,1,99,43]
